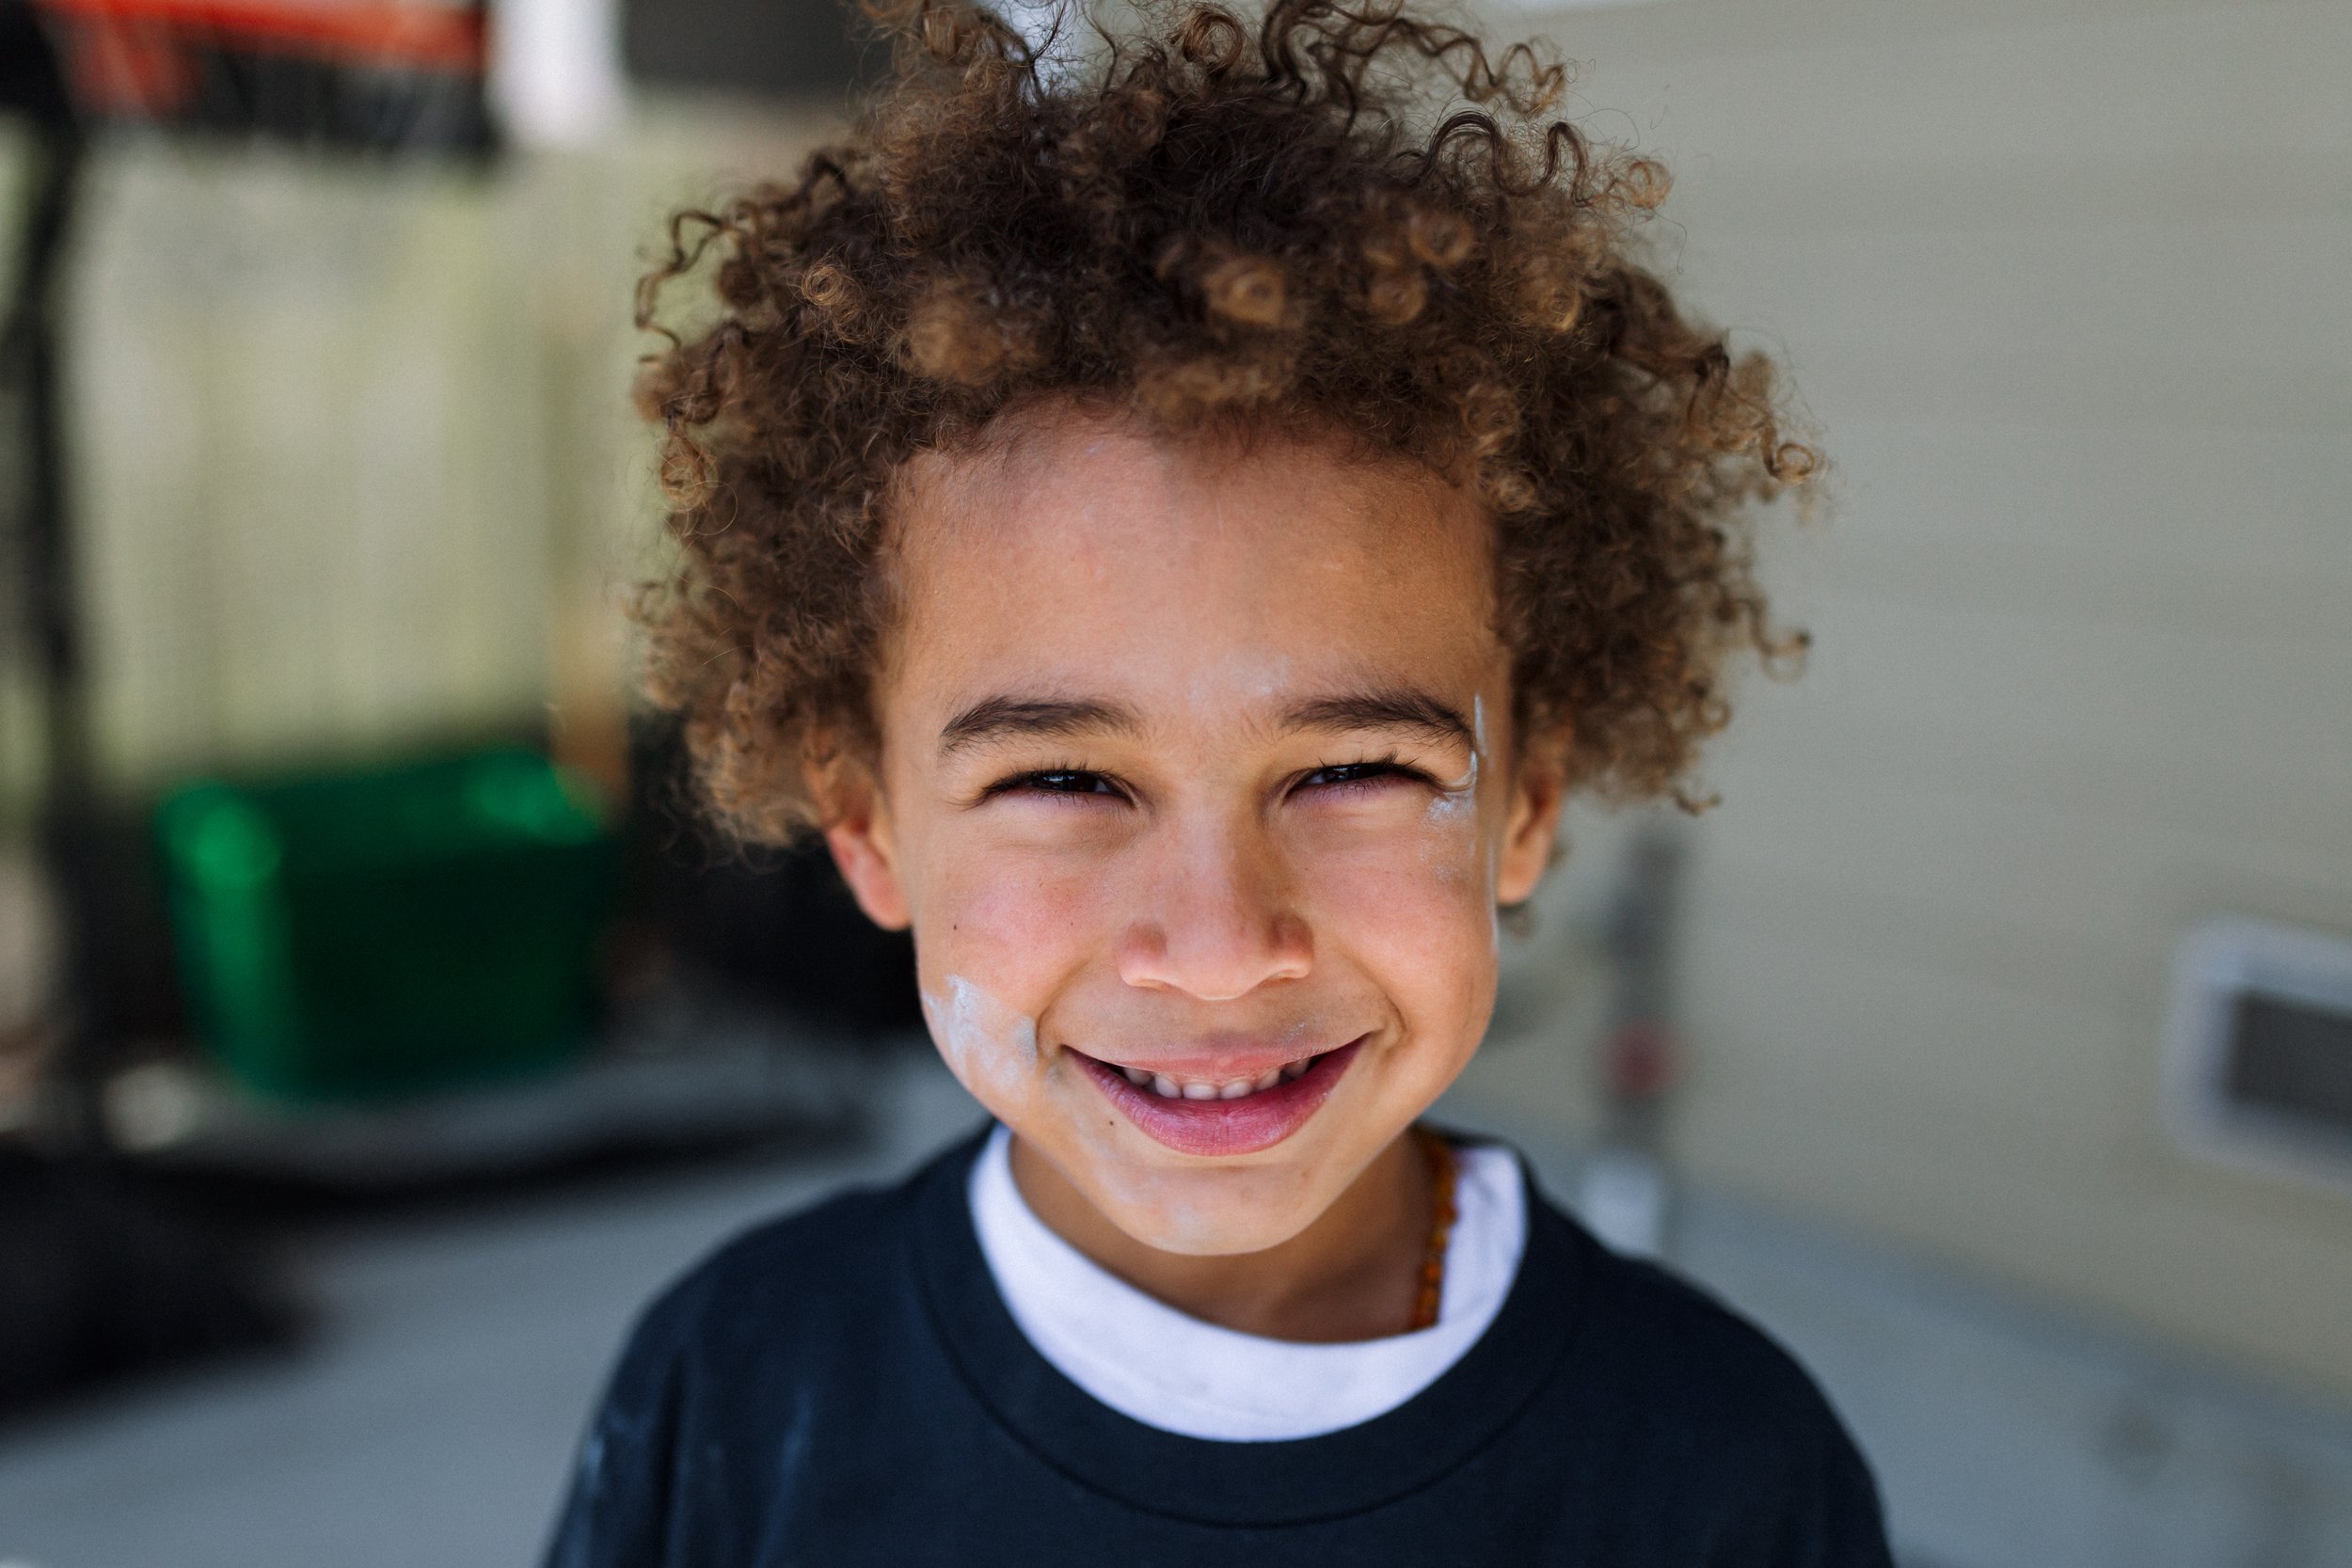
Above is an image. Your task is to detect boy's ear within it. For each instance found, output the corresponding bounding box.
[1494,730,1567,909]
[821,768,912,932]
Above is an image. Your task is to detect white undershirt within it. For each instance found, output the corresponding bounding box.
[967,1121,1527,1441]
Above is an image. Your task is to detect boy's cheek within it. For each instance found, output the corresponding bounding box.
[1295,846,1502,1064]
[910,859,1113,1106]
[921,856,1112,982]
[909,807,1491,982]
[915,832,1494,997]
[1296,836,1498,958]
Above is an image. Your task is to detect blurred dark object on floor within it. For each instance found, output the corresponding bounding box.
[623,0,872,102]
[154,747,620,1103]
[628,714,922,1038]
[22,0,494,154]
[0,1144,301,1424]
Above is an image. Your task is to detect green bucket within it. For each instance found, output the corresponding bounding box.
[156,748,621,1103]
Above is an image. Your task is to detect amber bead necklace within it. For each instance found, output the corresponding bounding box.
[1404,1125,1459,1333]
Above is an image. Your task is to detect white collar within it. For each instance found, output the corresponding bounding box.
[967,1121,1526,1441]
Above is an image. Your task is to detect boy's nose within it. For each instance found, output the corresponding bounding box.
[1114,822,1311,1002]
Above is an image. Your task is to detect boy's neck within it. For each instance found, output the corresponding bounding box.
[1007,1131,1435,1343]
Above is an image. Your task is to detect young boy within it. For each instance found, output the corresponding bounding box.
[548,0,1890,1560]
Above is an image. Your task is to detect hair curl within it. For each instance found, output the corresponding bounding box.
[635,0,1816,845]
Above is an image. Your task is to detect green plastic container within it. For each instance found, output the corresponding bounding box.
[156,748,620,1103]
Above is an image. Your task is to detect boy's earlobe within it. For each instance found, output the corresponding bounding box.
[823,796,913,932]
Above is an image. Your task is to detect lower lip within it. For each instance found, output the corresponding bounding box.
[1072,1040,1363,1157]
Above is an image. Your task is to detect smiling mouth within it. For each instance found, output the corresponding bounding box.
[1107,1055,1316,1101]
[1068,1039,1363,1157]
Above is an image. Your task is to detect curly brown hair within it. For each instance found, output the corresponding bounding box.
[634,0,1815,845]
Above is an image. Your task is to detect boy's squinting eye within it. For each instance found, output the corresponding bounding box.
[981,768,1124,803]
[1298,759,1433,796]
[977,758,1436,807]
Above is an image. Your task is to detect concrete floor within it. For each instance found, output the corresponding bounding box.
[0,1054,983,1568]
[4,1052,2350,1568]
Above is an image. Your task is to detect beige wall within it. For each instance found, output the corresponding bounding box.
[1469,0,2352,1402]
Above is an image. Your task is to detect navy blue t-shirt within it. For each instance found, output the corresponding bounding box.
[544,1130,1894,1566]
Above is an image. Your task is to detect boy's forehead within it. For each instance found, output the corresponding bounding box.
[887,431,1496,737]
[887,410,1500,723]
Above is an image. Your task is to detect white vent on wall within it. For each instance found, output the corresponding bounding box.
[2167,916,2352,1188]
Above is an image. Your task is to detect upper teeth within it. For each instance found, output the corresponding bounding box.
[1118,1059,1313,1099]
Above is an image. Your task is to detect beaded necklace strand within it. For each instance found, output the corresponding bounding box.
[1404,1126,1459,1333]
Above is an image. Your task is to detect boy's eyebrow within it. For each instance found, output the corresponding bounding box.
[937,687,1473,757]
[1280,689,1473,747]
[938,695,1145,756]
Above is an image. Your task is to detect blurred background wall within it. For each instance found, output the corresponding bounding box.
[1,101,834,804]
[1477,0,2352,1406]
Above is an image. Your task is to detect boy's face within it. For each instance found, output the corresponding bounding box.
[827,406,1562,1255]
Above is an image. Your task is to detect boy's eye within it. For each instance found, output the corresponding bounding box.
[981,760,1431,806]
[991,768,1121,800]
[1028,769,1114,793]
[1300,760,1422,792]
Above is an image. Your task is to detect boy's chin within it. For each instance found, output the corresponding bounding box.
[1082,1160,1347,1258]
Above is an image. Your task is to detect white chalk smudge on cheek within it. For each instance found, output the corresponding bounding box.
[919,974,1040,1105]
[953,974,1040,1065]
[1423,780,1475,828]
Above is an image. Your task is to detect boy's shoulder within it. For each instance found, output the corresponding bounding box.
[1528,1189,1879,1521]
[623,1131,976,1370]
[1577,1224,1834,1411]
